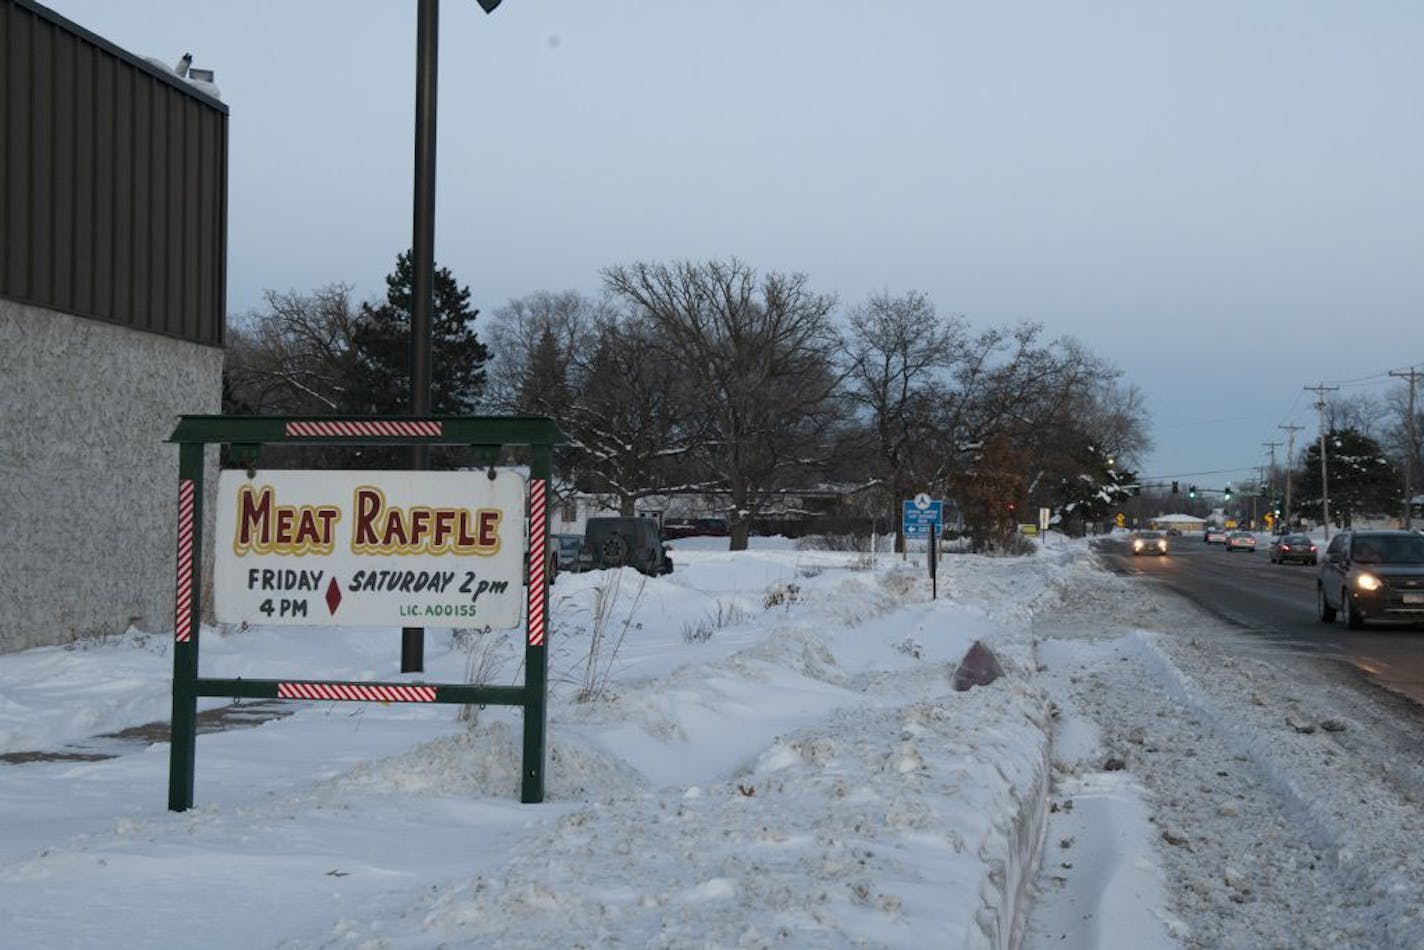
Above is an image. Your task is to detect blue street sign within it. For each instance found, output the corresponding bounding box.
[902,499,943,539]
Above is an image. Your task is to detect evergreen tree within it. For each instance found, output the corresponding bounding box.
[337,251,490,468]
[1046,437,1134,528]
[517,326,574,418]
[343,251,490,417]
[1294,428,1401,527]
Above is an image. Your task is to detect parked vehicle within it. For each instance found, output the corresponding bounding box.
[662,517,731,540]
[1224,531,1257,553]
[580,517,674,576]
[1269,534,1317,565]
[552,533,585,574]
[1317,530,1424,629]
[1131,530,1168,556]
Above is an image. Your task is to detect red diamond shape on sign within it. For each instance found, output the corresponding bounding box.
[325,578,342,614]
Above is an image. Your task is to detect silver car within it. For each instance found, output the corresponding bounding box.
[1224,531,1257,553]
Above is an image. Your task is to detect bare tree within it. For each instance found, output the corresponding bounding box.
[909,323,1136,533]
[1076,380,1153,467]
[603,259,842,550]
[1380,381,1423,518]
[842,290,963,551]
[1325,392,1388,441]
[567,314,710,514]
[225,284,360,415]
[486,291,709,512]
[483,290,602,416]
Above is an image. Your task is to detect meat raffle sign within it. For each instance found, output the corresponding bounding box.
[214,470,527,629]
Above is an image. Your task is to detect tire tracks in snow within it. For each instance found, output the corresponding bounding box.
[1027,565,1424,949]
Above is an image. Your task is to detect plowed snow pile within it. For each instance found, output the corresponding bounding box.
[3,536,1424,948]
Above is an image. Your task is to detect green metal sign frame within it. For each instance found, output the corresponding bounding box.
[166,414,562,811]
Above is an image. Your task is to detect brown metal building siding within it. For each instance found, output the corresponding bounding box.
[2,0,227,347]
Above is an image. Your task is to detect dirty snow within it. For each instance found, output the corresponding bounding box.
[2,536,1423,948]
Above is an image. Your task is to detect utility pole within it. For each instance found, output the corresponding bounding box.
[1388,368,1422,529]
[1251,466,1263,528]
[1280,424,1303,530]
[1262,440,1282,530]
[1306,384,1339,540]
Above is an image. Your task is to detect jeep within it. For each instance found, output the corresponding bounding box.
[580,517,673,576]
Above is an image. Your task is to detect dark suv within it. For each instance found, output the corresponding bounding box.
[580,517,674,576]
[1317,530,1424,629]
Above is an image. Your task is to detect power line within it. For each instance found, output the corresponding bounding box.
[1324,366,1422,387]
[1141,466,1262,480]
[1157,407,1299,431]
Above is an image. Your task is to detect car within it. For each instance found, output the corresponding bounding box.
[1317,529,1424,629]
[1269,533,1318,565]
[1224,531,1257,552]
[551,533,585,574]
[1131,530,1168,556]
[1205,527,1228,544]
[579,517,674,576]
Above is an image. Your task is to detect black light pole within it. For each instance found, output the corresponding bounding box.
[401,0,439,673]
[402,0,503,674]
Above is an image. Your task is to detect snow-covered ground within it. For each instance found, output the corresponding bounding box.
[3,534,1423,948]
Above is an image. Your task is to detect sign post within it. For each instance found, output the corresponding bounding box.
[166,415,561,810]
[903,494,943,590]
[902,494,943,543]
[928,523,938,600]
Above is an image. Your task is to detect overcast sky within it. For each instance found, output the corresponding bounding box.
[44,0,1424,489]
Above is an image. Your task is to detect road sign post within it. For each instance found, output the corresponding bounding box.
[902,497,943,541]
[903,495,943,585]
[928,523,938,600]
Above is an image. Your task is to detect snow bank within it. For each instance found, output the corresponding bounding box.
[0,537,1103,947]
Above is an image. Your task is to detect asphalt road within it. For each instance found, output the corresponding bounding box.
[1097,532,1424,706]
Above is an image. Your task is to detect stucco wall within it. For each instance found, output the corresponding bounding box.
[0,299,222,653]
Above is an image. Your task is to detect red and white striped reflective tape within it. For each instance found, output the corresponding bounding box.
[174,479,195,643]
[276,682,437,703]
[284,420,443,438]
[527,478,547,647]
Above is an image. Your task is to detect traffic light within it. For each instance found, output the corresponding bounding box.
[1172,481,1179,494]
[1223,484,1232,501]
[1189,485,1197,498]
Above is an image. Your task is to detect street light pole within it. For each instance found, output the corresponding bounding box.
[411,0,438,443]
[402,0,441,674]
[401,0,503,673]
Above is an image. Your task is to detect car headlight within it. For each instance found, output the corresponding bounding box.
[1157,541,1167,550]
[1133,541,1143,550]
[1355,573,1382,592]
